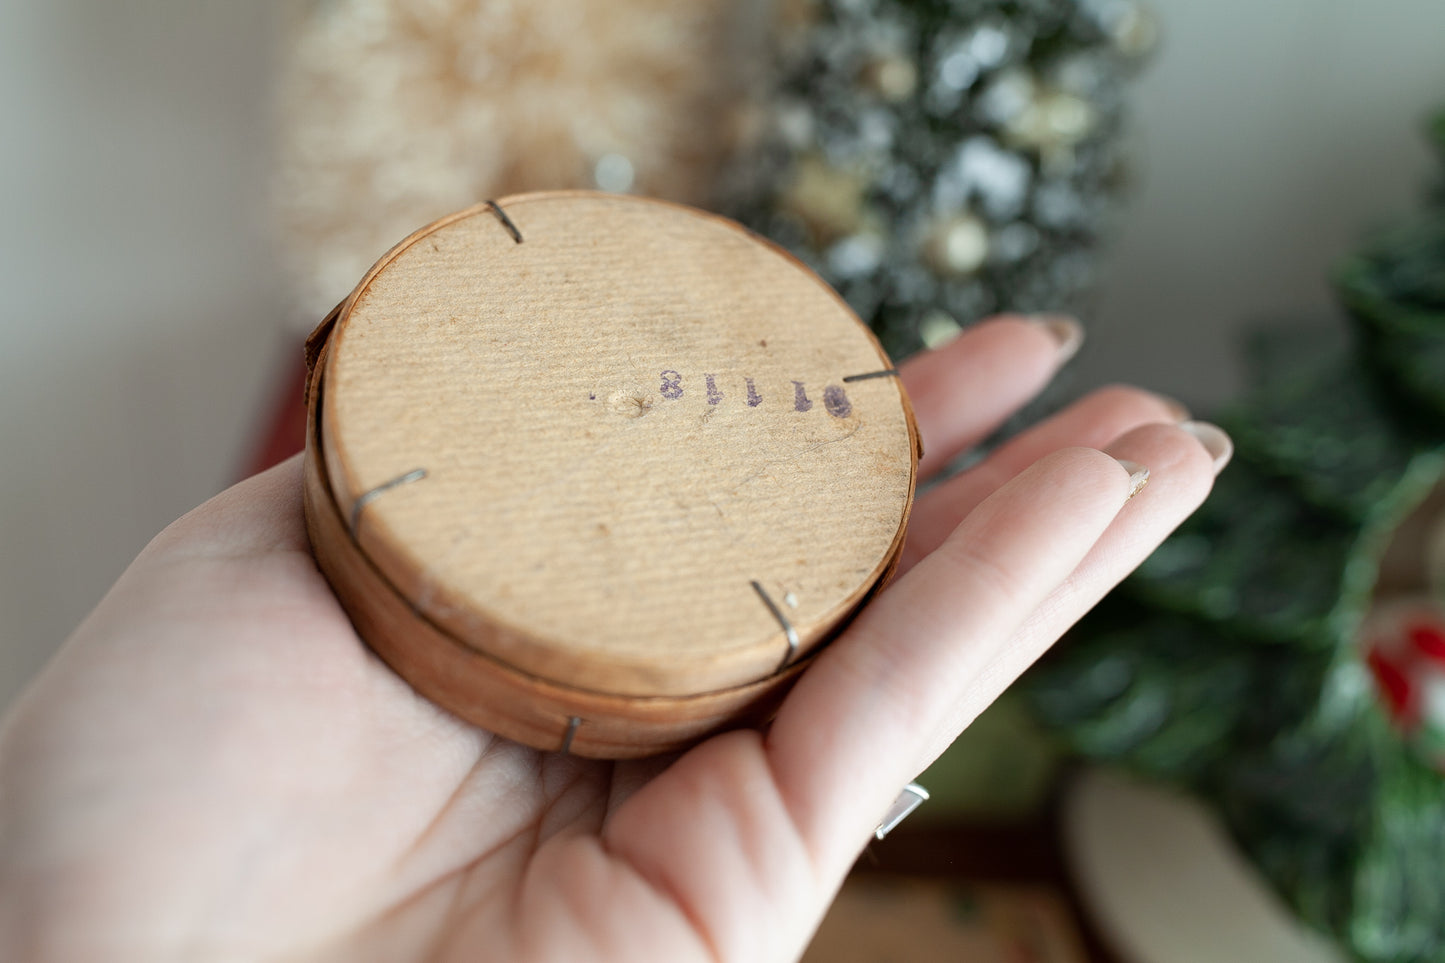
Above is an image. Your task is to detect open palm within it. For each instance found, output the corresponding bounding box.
[0,318,1225,962]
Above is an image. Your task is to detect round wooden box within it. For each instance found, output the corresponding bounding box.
[302,192,920,758]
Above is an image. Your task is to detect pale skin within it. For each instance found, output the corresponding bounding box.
[0,317,1227,962]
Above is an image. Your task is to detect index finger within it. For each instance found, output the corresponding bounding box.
[899,315,1081,479]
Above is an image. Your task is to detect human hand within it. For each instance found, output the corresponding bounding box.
[0,316,1228,962]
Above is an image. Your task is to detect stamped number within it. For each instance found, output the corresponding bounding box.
[648,371,852,419]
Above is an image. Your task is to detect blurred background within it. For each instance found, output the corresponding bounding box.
[4,1,1442,711]
[0,4,286,709]
[3,2,1444,960]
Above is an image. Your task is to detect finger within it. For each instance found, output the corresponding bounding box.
[767,445,1147,878]
[899,384,1188,573]
[597,447,1140,961]
[911,420,1230,766]
[900,315,1082,479]
[145,454,309,561]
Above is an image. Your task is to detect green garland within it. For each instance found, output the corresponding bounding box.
[1026,110,1445,962]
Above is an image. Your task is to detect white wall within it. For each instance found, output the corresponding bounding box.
[2,0,1444,711]
[1081,0,1445,406]
[0,2,288,709]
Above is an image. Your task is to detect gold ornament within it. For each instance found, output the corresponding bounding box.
[918,309,964,348]
[922,214,989,277]
[1006,90,1097,152]
[860,52,918,103]
[780,155,871,244]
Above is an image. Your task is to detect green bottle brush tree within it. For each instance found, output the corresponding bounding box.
[1025,108,1445,963]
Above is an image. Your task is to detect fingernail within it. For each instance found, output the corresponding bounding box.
[1180,421,1233,473]
[1028,314,1084,365]
[1148,390,1192,424]
[1115,458,1151,500]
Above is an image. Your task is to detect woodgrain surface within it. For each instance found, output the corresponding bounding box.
[304,399,810,758]
[314,192,917,708]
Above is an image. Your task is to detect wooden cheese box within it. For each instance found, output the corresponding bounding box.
[302,192,919,757]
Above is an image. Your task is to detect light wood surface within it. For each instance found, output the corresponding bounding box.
[304,192,917,754]
[304,396,810,758]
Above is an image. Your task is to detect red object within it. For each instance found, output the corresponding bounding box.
[1367,646,1417,729]
[1408,622,1445,663]
[241,352,309,479]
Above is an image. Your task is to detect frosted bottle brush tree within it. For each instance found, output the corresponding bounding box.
[729,0,1157,359]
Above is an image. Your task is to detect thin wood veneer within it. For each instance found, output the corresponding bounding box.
[303,192,918,757]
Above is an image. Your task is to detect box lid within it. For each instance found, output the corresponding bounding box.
[305,192,918,754]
